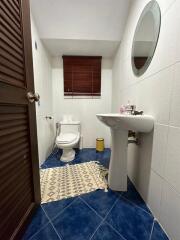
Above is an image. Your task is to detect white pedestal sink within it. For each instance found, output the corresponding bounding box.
[96,113,154,191]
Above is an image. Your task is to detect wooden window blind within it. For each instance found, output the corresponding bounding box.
[63,56,102,97]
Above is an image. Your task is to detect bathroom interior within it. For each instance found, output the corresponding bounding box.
[1,0,180,239]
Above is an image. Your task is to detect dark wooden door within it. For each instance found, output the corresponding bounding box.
[0,0,41,239]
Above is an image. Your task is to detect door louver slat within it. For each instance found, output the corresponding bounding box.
[0,105,34,239]
[0,64,24,81]
[0,140,29,161]
[1,191,33,240]
[1,40,23,62]
[0,128,27,143]
[0,0,40,239]
[0,118,27,129]
[0,48,24,69]
[1,180,32,214]
[0,0,25,88]
[0,56,24,75]
[1,148,29,169]
[0,125,28,137]
[1,1,21,29]
[1,23,22,49]
[1,161,31,195]
[1,30,23,55]
[1,16,22,44]
[4,0,20,21]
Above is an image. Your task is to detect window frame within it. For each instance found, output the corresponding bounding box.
[63,55,102,98]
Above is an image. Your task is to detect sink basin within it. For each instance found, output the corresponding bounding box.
[96,113,154,191]
[96,113,154,132]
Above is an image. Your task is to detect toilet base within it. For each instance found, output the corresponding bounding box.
[60,148,75,162]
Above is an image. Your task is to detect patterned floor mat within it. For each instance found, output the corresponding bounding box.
[40,161,108,203]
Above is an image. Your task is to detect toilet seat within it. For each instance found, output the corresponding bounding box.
[55,120,81,162]
[56,132,79,144]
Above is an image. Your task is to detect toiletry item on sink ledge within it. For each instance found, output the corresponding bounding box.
[120,101,143,115]
[120,101,136,115]
[120,105,126,114]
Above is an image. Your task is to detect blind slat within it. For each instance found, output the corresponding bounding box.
[63,56,102,96]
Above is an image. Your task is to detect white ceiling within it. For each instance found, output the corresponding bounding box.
[43,39,120,58]
[30,0,131,57]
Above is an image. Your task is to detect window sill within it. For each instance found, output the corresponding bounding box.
[64,96,101,99]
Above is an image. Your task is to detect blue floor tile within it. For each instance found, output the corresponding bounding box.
[91,222,124,240]
[105,196,154,240]
[78,148,111,168]
[121,178,151,213]
[41,148,111,169]
[23,207,49,240]
[42,198,75,220]
[80,189,120,218]
[30,223,60,240]
[52,198,102,240]
[151,221,169,240]
[23,148,170,240]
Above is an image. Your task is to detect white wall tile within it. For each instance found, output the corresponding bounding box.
[165,126,180,193]
[112,0,180,238]
[170,63,180,127]
[143,1,177,78]
[133,131,154,201]
[151,124,169,177]
[31,15,54,165]
[158,0,177,15]
[137,67,174,125]
[175,0,180,62]
[117,0,178,88]
[160,181,180,240]
[147,170,163,219]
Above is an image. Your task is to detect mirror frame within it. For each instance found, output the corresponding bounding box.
[131,0,161,77]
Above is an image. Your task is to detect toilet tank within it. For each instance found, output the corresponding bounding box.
[59,120,81,134]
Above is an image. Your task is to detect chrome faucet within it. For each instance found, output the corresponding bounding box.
[124,102,143,115]
[125,104,136,115]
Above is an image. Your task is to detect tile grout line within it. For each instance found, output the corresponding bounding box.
[42,197,78,222]
[80,190,153,238]
[27,222,50,240]
[102,197,128,240]
[89,219,105,240]
[103,197,120,219]
[41,206,63,240]
[105,221,128,240]
[117,63,176,94]
[154,218,170,240]
[26,207,50,240]
[81,195,128,240]
[88,198,122,240]
[79,196,104,220]
[40,150,161,240]
[149,219,155,240]
[120,194,153,216]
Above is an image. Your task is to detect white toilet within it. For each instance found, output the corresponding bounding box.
[56,118,81,162]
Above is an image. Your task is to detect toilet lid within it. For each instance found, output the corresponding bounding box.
[56,133,78,143]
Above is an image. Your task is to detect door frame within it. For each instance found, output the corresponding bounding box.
[21,0,41,204]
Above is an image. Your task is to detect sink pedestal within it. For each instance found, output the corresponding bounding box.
[96,113,154,192]
[109,129,128,191]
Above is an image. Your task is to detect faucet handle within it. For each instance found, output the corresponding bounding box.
[134,110,143,115]
[124,104,136,114]
[131,105,136,112]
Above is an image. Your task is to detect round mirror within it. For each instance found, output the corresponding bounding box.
[131,1,161,76]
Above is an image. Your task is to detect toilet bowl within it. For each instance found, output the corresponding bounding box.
[55,120,81,162]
